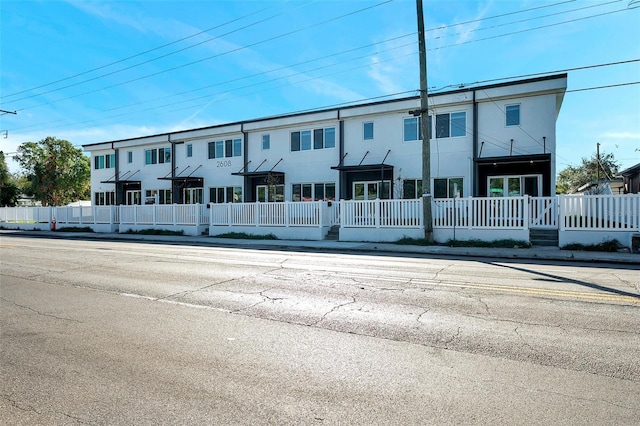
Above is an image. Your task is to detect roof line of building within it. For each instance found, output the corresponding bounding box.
[83,73,567,148]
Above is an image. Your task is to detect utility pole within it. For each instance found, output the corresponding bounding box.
[416,0,433,241]
[596,142,600,183]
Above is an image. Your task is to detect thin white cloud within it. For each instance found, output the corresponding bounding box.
[601,132,640,140]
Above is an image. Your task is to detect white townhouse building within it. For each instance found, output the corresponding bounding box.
[83,74,567,208]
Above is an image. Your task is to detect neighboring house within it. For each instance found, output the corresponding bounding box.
[576,180,625,195]
[620,163,640,194]
[82,74,567,207]
[16,194,41,207]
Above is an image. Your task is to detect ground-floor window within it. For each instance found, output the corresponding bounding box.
[144,189,172,205]
[94,191,116,206]
[434,177,463,199]
[257,184,284,202]
[126,190,142,205]
[209,186,242,203]
[488,175,540,197]
[292,182,336,201]
[353,180,391,200]
[402,179,422,199]
[184,188,204,204]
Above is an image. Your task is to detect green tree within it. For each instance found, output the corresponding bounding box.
[556,151,620,194]
[0,151,21,206]
[14,137,90,206]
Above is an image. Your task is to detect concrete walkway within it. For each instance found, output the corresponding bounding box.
[4,230,639,265]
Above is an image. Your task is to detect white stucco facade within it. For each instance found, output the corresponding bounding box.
[84,74,567,208]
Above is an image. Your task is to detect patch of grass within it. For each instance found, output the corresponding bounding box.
[395,237,437,246]
[56,226,94,233]
[394,237,530,248]
[215,232,278,240]
[446,239,531,248]
[561,239,623,252]
[124,228,184,236]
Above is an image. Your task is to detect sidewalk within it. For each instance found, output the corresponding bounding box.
[4,230,639,265]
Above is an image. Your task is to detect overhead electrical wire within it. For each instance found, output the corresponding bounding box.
[0,0,289,99]
[2,1,637,142]
[0,0,393,106]
[0,0,600,109]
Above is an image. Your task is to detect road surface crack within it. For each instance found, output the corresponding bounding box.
[156,278,238,301]
[514,326,540,354]
[0,297,82,323]
[312,297,356,326]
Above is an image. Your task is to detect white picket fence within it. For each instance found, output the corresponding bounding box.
[209,201,332,227]
[2,194,639,245]
[340,199,422,228]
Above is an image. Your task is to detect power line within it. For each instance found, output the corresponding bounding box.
[0,0,293,99]
[1,0,393,107]
[1,0,620,110]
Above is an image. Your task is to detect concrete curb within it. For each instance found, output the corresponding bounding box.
[3,229,639,266]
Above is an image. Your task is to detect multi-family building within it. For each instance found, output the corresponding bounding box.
[83,74,567,207]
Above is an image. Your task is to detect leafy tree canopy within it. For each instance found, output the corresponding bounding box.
[556,150,620,194]
[0,151,21,206]
[14,136,90,206]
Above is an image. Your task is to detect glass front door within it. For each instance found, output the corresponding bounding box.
[183,188,203,204]
[256,185,284,202]
[126,190,141,205]
[353,181,390,200]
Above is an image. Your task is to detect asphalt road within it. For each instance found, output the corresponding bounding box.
[1,235,639,425]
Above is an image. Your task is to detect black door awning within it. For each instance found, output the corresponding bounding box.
[331,163,393,172]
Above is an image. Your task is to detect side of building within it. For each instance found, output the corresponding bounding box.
[83,74,567,208]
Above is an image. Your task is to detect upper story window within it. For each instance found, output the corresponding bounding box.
[186,144,193,158]
[291,127,335,152]
[363,122,374,140]
[208,138,242,159]
[145,147,171,165]
[506,104,520,126]
[435,112,466,138]
[403,117,422,142]
[127,151,133,163]
[262,134,270,150]
[94,154,115,169]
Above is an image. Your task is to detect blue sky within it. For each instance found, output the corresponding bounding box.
[1,0,639,175]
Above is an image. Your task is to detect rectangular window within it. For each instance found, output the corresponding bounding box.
[363,122,374,140]
[209,186,242,203]
[314,129,323,150]
[301,130,312,151]
[262,134,270,150]
[216,141,224,158]
[186,144,193,158]
[291,127,336,151]
[94,191,116,205]
[94,156,104,169]
[436,112,466,138]
[506,104,520,126]
[403,117,422,142]
[127,151,133,163]
[225,139,233,158]
[144,147,170,165]
[402,179,423,199]
[434,178,464,198]
[435,114,450,138]
[104,154,115,168]
[324,128,335,148]
[292,182,336,201]
[208,139,240,159]
[291,132,301,152]
[450,112,466,137]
